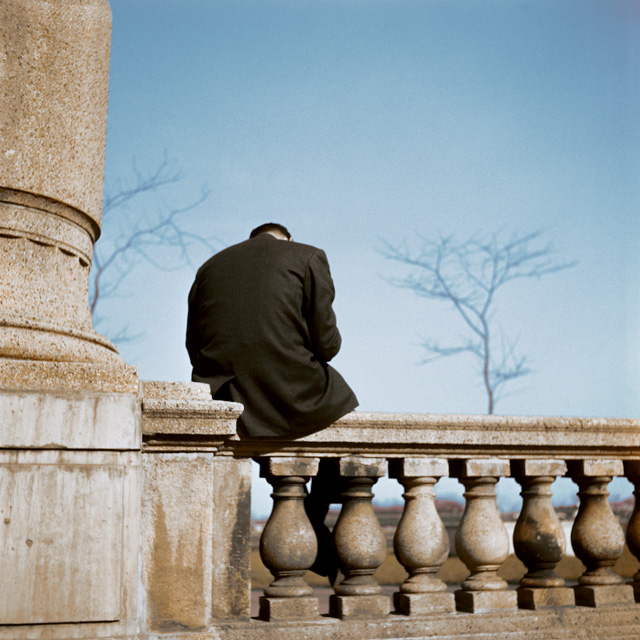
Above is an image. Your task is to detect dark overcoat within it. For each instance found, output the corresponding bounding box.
[186,234,358,437]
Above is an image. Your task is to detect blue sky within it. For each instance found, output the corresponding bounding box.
[101,0,640,514]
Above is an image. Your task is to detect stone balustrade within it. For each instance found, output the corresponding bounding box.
[140,389,640,640]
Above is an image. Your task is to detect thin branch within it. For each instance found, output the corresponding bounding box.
[90,158,216,344]
[381,228,575,413]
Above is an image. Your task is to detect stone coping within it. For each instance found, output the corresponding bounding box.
[227,411,640,459]
[137,383,640,459]
[141,380,242,438]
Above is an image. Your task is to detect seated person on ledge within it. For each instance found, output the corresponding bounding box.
[186,223,357,581]
[185,222,358,439]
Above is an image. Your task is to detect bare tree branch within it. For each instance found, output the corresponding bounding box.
[90,157,217,344]
[382,228,575,414]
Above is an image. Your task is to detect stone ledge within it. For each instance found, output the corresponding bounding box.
[231,411,640,459]
[207,603,640,640]
[141,380,242,438]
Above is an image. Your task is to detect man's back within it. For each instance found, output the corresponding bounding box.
[186,233,358,437]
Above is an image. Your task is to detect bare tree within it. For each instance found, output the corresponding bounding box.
[382,229,575,414]
[91,155,215,342]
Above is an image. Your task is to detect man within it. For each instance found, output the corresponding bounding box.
[186,222,358,438]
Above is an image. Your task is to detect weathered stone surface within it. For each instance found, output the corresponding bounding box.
[259,596,319,621]
[329,594,391,619]
[455,588,518,613]
[453,469,511,594]
[243,412,640,460]
[569,459,625,477]
[0,359,138,394]
[0,0,124,367]
[517,586,575,609]
[260,469,317,598]
[0,228,121,364]
[141,380,241,438]
[574,584,635,607]
[211,456,252,620]
[512,464,568,591]
[0,388,140,449]
[511,459,567,477]
[141,452,216,631]
[570,468,627,588]
[332,461,387,598]
[393,591,455,615]
[141,451,252,630]
[205,605,640,640]
[141,383,250,627]
[0,449,139,626]
[338,456,386,478]
[388,456,448,478]
[0,1,111,224]
[450,457,510,478]
[260,456,320,478]
[392,462,450,599]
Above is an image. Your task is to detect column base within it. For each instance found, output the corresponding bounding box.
[574,584,635,608]
[258,596,319,621]
[394,591,455,615]
[329,594,390,619]
[455,589,518,613]
[517,587,575,610]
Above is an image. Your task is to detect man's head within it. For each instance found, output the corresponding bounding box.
[250,223,292,241]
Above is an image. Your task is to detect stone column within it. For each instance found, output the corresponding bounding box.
[568,460,634,607]
[450,458,518,613]
[258,457,320,621]
[511,459,574,609]
[388,457,454,615]
[0,4,142,638]
[0,0,124,382]
[329,456,390,620]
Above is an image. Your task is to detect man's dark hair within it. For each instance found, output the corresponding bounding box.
[249,223,291,240]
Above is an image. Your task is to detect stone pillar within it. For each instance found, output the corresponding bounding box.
[388,457,454,616]
[329,456,390,620]
[511,459,574,609]
[0,4,143,639]
[140,383,247,630]
[258,457,320,621]
[0,0,121,378]
[568,460,634,607]
[450,458,518,613]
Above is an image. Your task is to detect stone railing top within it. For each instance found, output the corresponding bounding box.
[138,387,640,459]
[141,380,242,440]
[227,411,640,460]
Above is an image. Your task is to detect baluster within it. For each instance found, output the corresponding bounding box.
[511,459,574,609]
[329,456,390,619]
[388,457,455,615]
[624,461,640,602]
[568,460,634,607]
[450,458,517,613]
[258,457,320,620]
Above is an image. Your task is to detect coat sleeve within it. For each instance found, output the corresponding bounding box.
[185,277,200,366]
[303,249,342,363]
